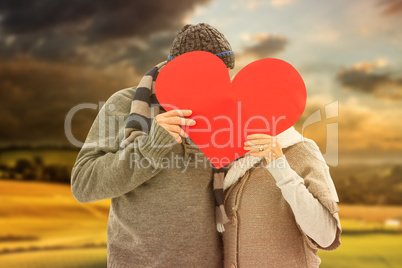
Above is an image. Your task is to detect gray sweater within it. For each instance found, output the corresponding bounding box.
[71,87,223,267]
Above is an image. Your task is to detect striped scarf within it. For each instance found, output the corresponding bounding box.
[119,61,167,149]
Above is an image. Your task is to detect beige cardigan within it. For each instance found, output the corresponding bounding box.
[222,142,342,268]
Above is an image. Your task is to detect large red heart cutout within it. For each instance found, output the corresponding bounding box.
[155,51,306,169]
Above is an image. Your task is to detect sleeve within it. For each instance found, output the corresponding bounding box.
[70,90,177,203]
[265,155,339,248]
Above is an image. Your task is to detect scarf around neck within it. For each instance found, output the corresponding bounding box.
[119,61,167,149]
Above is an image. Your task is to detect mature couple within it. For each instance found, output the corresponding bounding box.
[71,23,341,268]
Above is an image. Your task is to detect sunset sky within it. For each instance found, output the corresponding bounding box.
[0,0,401,165]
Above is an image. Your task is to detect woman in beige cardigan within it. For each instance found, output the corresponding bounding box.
[220,127,342,268]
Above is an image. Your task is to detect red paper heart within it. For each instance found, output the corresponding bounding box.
[155,51,306,169]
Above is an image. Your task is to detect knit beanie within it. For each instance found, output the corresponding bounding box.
[167,23,235,69]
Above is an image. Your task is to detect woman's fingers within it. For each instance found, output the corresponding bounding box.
[244,139,272,146]
[247,133,271,140]
[244,133,283,162]
[244,145,268,152]
[246,134,280,149]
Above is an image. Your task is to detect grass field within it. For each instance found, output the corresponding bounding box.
[318,233,402,268]
[0,179,401,268]
[0,180,109,268]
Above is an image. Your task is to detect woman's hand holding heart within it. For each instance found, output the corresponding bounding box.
[244,134,284,164]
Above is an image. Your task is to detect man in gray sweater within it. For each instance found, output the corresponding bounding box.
[70,23,235,267]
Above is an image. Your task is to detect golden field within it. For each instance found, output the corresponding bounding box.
[0,180,401,268]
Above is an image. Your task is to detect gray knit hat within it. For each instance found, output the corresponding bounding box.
[167,23,235,69]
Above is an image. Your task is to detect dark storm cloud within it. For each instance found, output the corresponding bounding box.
[96,33,175,75]
[126,34,175,74]
[0,57,132,145]
[337,68,390,93]
[0,0,211,42]
[0,28,85,62]
[379,0,402,15]
[0,0,213,146]
[242,34,288,58]
[0,0,211,65]
[336,62,402,99]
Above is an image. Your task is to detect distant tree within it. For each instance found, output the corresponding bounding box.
[43,165,71,184]
[33,156,44,167]
[0,164,8,171]
[385,165,402,205]
[14,159,33,174]
[32,156,44,180]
